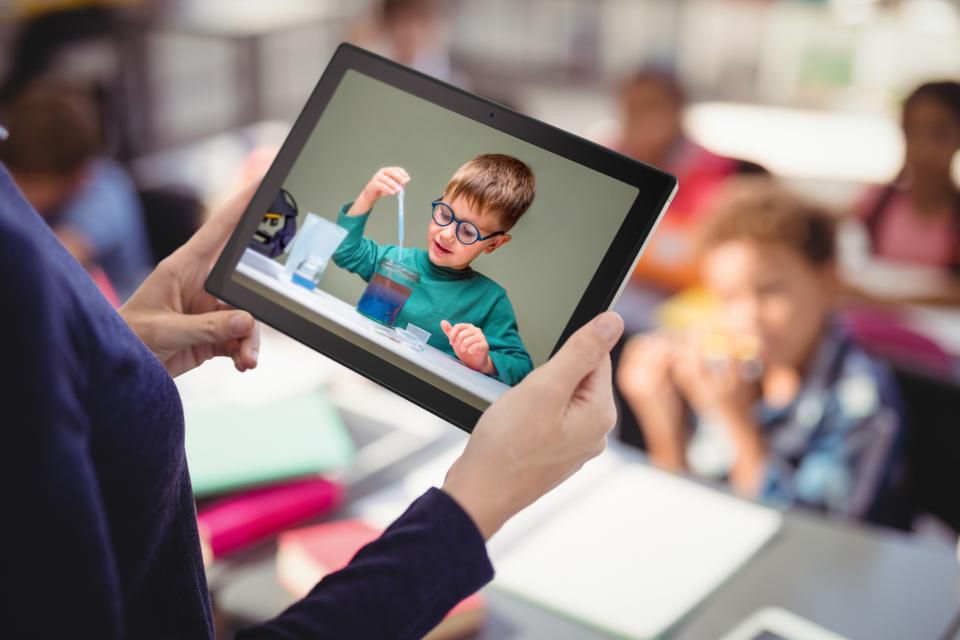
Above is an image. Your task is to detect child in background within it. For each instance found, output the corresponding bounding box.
[613,68,756,296]
[0,85,151,301]
[610,68,766,333]
[333,154,535,385]
[850,81,960,303]
[617,180,903,519]
[345,0,461,87]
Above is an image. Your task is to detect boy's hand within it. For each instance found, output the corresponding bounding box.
[616,332,688,471]
[441,320,496,375]
[672,339,758,424]
[347,166,410,216]
[671,342,765,496]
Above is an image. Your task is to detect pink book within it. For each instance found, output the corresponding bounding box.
[197,476,343,559]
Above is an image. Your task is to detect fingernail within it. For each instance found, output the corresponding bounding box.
[594,314,618,341]
[230,313,252,336]
[250,348,259,361]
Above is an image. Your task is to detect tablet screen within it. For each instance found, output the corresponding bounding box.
[212,47,675,423]
[230,68,644,408]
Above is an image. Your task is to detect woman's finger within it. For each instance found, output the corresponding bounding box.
[238,321,260,369]
[185,180,260,261]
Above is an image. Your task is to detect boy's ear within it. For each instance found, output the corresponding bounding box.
[484,233,511,253]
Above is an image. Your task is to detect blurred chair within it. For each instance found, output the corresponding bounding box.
[870,365,960,534]
[842,308,954,379]
[138,187,203,264]
[846,309,960,532]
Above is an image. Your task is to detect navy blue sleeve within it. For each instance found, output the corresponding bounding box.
[0,216,126,638]
[237,488,494,640]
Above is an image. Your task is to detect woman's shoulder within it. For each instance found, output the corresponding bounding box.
[0,172,64,309]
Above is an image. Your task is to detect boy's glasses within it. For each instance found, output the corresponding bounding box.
[431,199,506,246]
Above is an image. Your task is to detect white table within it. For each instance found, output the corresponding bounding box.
[214,438,960,640]
[236,250,510,404]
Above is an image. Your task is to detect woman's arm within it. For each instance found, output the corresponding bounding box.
[1,221,126,639]
[237,489,491,640]
[240,312,625,639]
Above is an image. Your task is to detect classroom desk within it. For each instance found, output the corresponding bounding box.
[235,249,510,404]
[212,426,960,640]
[471,512,960,640]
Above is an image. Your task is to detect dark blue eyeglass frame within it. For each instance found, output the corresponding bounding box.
[431,198,507,246]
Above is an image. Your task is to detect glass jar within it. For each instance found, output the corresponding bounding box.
[356,258,421,327]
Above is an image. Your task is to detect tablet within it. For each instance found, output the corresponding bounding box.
[718,607,850,640]
[206,44,677,432]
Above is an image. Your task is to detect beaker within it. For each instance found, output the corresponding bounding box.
[356,258,420,327]
[291,253,327,290]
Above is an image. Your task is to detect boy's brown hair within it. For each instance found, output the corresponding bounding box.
[444,153,536,229]
[697,178,836,267]
[0,85,100,176]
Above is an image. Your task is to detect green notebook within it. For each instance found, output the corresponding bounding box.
[184,391,355,497]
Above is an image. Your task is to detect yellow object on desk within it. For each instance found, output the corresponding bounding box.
[654,287,762,376]
[654,286,719,332]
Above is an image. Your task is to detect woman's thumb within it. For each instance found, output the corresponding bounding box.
[174,310,254,348]
[534,312,623,397]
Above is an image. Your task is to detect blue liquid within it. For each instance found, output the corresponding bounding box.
[397,189,405,260]
[291,271,316,290]
[356,273,413,326]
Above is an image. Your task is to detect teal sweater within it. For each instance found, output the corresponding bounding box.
[332,204,533,385]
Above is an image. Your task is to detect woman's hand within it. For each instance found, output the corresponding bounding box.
[442,311,624,540]
[616,332,688,471]
[120,183,261,378]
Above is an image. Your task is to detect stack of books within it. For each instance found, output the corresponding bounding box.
[185,391,355,560]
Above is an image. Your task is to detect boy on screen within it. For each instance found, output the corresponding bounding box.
[333,153,535,385]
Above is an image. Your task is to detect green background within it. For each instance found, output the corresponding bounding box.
[279,70,638,366]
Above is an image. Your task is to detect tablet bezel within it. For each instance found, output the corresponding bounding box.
[206,43,677,432]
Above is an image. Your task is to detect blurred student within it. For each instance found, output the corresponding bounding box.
[347,0,462,86]
[853,81,960,282]
[0,85,151,300]
[617,180,902,519]
[613,68,763,300]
